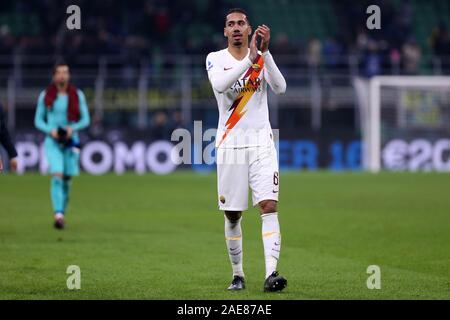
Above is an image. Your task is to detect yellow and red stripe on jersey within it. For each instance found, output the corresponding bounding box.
[217,54,265,147]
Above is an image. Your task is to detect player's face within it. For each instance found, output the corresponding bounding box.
[53,65,70,86]
[224,12,251,47]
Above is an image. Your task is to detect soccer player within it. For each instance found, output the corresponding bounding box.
[34,62,90,229]
[206,8,287,292]
[0,104,18,172]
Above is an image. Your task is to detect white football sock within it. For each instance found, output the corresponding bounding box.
[261,212,281,279]
[224,215,244,278]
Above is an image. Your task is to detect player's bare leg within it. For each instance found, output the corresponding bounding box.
[259,200,287,292]
[224,210,245,290]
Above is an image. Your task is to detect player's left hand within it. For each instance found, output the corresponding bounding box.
[10,157,17,172]
[256,25,270,52]
[66,126,73,138]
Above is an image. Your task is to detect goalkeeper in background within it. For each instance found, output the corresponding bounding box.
[34,61,90,229]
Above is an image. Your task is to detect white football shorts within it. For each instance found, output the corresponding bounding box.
[216,144,279,211]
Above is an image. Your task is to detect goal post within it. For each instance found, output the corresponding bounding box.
[355,76,450,172]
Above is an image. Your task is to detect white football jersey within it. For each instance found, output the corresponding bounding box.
[206,48,286,148]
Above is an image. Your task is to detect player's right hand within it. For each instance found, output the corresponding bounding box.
[65,126,73,138]
[249,30,259,62]
[50,129,59,140]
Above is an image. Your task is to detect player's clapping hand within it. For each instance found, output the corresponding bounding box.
[256,25,270,53]
[249,30,259,62]
[65,126,73,138]
[51,129,59,140]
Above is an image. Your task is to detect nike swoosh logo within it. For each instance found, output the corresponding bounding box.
[273,190,278,193]
[224,67,233,71]
[230,247,239,251]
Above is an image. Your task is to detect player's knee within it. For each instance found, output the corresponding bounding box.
[259,200,277,214]
[225,211,242,221]
[52,173,63,178]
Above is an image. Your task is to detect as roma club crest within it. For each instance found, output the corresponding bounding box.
[251,63,261,71]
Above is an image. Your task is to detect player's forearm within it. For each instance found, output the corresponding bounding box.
[70,108,90,131]
[34,120,53,134]
[70,92,90,131]
[209,57,253,93]
[0,109,18,158]
[0,110,16,158]
[34,111,53,134]
[70,117,89,131]
[34,97,53,134]
[263,51,286,95]
[0,128,18,158]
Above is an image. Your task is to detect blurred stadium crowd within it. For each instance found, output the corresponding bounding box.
[1,0,449,75]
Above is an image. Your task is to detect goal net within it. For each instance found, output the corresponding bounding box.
[354,76,450,172]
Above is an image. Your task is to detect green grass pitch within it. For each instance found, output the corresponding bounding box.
[0,171,449,299]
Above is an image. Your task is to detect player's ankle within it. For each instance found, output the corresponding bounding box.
[54,212,64,220]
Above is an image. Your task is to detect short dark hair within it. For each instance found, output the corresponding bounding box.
[53,60,69,74]
[225,8,250,25]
